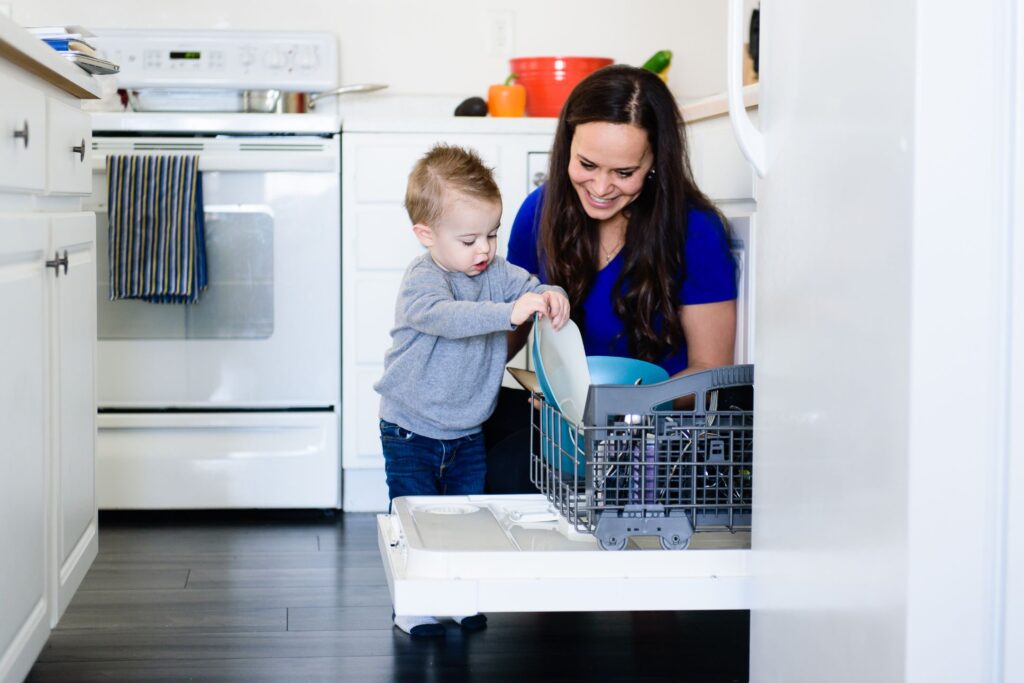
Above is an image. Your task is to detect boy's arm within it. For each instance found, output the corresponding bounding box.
[497,259,567,302]
[402,266,515,339]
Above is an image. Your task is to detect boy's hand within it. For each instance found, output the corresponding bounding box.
[542,290,571,330]
[511,292,548,326]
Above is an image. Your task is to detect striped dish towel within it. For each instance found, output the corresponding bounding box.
[107,155,208,304]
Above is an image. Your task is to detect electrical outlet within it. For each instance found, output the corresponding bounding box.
[487,10,515,58]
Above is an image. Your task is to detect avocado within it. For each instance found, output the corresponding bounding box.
[454,96,488,116]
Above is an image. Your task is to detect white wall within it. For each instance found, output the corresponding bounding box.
[13,0,757,101]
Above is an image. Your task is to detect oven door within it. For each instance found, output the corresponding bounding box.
[88,136,340,408]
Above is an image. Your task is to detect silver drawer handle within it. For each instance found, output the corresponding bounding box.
[45,250,69,277]
[13,120,29,149]
[72,138,86,162]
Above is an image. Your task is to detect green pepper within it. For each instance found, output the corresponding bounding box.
[641,50,672,74]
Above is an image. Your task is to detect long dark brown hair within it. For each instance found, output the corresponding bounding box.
[540,64,722,363]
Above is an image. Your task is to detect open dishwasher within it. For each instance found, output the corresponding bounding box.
[377,365,754,617]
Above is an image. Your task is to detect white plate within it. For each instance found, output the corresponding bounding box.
[535,317,591,425]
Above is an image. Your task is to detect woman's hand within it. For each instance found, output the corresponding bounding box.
[542,290,571,330]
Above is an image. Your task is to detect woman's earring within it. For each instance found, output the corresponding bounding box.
[646,169,656,181]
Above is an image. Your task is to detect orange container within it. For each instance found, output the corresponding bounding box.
[509,56,614,117]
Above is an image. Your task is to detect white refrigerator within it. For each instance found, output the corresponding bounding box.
[738,0,1023,681]
[378,1,1024,681]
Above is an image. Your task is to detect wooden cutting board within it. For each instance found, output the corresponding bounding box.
[505,367,541,394]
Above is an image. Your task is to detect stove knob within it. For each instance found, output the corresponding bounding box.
[239,47,256,67]
[293,46,319,70]
[264,48,285,70]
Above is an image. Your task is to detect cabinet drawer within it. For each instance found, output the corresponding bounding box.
[97,412,340,509]
[46,98,92,195]
[0,73,46,192]
[0,215,50,677]
[354,141,501,202]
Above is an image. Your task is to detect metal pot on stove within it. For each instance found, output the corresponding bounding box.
[241,83,389,112]
[126,83,388,113]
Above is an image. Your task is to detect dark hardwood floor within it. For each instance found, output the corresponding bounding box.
[27,511,749,682]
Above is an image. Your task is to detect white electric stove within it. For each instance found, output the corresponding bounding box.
[86,30,347,509]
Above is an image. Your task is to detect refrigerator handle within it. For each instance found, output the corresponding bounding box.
[727,0,766,177]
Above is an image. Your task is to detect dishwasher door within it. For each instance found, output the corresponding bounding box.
[378,494,751,617]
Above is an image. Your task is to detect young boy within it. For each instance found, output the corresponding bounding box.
[374,144,569,637]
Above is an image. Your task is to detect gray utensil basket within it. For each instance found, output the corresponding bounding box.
[530,364,754,550]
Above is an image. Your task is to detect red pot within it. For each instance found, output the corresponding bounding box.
[509,56,614,118]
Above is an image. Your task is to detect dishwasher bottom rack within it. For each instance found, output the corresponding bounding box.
[530,364,754,550]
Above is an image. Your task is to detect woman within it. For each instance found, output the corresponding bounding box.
[484,64,738,494]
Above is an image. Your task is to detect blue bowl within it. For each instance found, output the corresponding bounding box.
[587,355,670,387]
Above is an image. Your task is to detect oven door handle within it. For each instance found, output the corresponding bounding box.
[91,151,337,173]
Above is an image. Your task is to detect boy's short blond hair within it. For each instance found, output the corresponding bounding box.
[405,144,500,226]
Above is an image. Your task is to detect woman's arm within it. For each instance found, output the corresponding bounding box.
[673,299,737,378]
[668,299,736,409]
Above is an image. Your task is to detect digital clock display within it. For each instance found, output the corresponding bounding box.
[169,51,201,60]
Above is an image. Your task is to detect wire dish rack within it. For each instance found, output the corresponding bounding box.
[530,364,754,550]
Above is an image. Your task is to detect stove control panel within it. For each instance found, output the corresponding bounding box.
[91,29,337,91]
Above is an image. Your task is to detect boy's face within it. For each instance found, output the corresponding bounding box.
[414,193,501,277]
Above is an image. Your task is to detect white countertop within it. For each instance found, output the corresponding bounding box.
[336,92,556,134]
[0,14,101,99]
[337,86,759,134]
[341,114,558,135]
[682,83,759,123]
[87,86,760,136]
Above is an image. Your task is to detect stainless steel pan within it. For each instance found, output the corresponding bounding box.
[127,84,388,113]
[241,83,388,113]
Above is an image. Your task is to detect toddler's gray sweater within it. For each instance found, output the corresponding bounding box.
[375,253,563,440]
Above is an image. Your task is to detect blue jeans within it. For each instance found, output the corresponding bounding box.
[380,420,487,505]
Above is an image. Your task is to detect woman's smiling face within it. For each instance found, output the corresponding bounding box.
[567,121,654,224]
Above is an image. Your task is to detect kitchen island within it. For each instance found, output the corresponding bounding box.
[0,14,100,683]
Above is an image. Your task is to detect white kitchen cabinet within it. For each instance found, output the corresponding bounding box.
[341,113,757,512]
[340,124,556,511]
[48,213,98,622]
[45,99,92,195]
[0,73,45,193]
[0,14,100,683]
[344,113,761,511]
[0,212,98,672]
[0,217,50,683]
